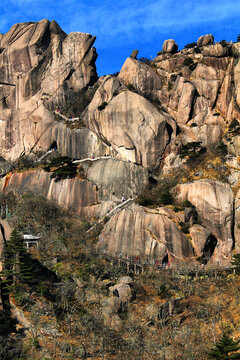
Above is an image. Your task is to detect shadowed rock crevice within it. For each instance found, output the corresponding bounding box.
[201,234,218,264]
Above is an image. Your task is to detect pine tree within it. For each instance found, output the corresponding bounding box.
[231,254,240,274]
[1,229,33,293]
[208,333,240,359]
[237,34,240,42]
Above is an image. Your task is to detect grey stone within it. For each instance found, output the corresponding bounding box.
[0,157,12,177]
[118,276,133,285]
[109,284,132,302]
[162,39,178,54]
[197,34,214,48]
[130,49,139,59]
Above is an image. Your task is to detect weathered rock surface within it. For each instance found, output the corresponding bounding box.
[109,283,131,302]
[162,39,178,54]
[118,57,163,95]
[1,20,240,265]
[197,34,214,47]
[84,76,173,167]
[130,49,139,59]
[97,203,195,262]
[101,296,121,327]
[0,19,98,161]
[0,158,147,217]
[0,170,99,217]
[86,158,148,199]
[174,179,234,263]
[39,124,114,160]
[189,225,212,258]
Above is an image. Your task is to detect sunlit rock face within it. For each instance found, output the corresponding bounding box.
[0,158,148,218]
[2,19,240,266]
[0,19,98,161]
[174,179,234,264]
[97,203,195,263]
[84,76,173,167]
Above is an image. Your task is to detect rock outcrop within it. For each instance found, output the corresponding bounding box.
[130,49,139,59]
[0,158,148,217]
[197,34,214,47]
[1,20,240,265]
[0,19,98,161]
[174,179,234,263]
[84,76,172,167]
[97,203,195,263]
[162,39,178,54]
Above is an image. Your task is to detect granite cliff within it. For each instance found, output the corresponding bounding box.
[0,21,240,267]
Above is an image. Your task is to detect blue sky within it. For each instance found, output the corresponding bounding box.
[1,0,240,75]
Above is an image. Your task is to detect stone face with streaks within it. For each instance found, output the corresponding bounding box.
[84,76,173,167]
[174,179,234,263]
[97,203,195,263]
[0,19,98,161]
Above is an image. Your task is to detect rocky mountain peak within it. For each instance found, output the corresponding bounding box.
[0,21,240,267]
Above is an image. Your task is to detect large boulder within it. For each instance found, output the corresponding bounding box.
[201,44,229,57]
[130,49,139,59]
[86,158,148,199]
[174,179,234,263]
[189,225,213,258]
[97,203,195,263]
[118,57,163,96]
[84,77,173,167]
[162,39,178,54]
[101,296,121,327]
[109,283,131,302]
[197,34,214,47]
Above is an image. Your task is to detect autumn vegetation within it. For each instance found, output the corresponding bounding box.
[0,194,239,359]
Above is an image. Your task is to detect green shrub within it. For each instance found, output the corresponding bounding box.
[170,74,177,82]
[183,57,194,66]
[208,332,240,359]
[139,57,151,65]
[219,40,228,47]
[43,156,77,182]
[127,83,137,92]
[184,42,197,49]
[179,221,189,234]
[183,57,197,71]
[168,82,173,91]
[180,142,206,159]
[190,123,197,127]
[193,47,201,54]
[229,118,239,130]
[173,206,182,212]
[137,176,177,207]
[182,200,194,208]
[215,141,228,157]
